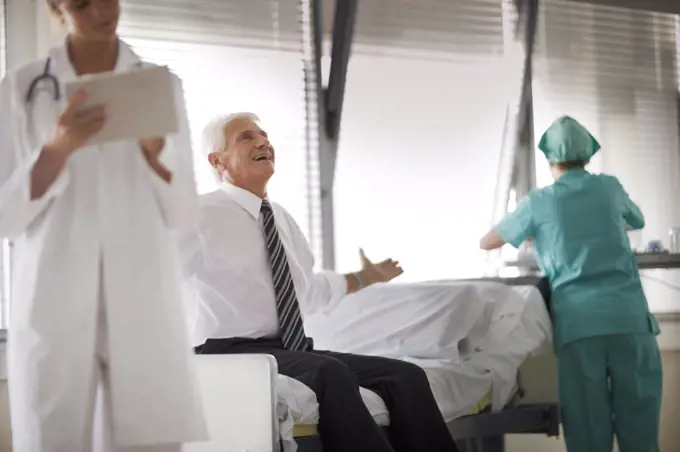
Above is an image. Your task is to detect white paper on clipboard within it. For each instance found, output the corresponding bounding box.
[64,65,179,146]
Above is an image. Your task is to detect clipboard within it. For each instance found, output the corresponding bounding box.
[64,65,179,146]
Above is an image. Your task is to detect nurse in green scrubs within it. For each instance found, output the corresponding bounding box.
[480,116,663,452]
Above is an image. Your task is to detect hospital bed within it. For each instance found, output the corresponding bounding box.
[300,275,559,452]
[188,276,560,452]
[448,276,560,452]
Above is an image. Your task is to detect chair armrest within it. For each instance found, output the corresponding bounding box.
[185,353,279,452]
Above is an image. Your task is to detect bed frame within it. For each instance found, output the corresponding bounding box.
[295,276,560,452]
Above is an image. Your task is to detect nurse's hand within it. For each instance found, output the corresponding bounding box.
[45,90,107,157]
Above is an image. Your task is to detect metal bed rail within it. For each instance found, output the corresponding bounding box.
[450,404,560,452]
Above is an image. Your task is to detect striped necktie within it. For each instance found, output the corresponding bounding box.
[260,199,309,351]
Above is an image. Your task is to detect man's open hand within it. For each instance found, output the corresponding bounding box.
[358,248,403,285]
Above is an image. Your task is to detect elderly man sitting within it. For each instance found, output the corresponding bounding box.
[180,112,458,452]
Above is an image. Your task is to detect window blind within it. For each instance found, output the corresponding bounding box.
[351,0,505,61]
[119,0,302,51]
[532,0,680,311]
[331,0,513,280]
[0,0,5,76]
[0,0,8,330]
[118,0,314,240]
[299,0,324,267]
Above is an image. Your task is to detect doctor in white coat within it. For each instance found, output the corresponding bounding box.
[0,0,207,451]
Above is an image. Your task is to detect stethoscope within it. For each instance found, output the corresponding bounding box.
[25,57,61,104]
[20,49,144,151]
[24,52,143,153]
[22,53,144,141]
[17,56,61,154]
[24,44,143,104]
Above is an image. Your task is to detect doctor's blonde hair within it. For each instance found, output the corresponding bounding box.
[200,112,261,182]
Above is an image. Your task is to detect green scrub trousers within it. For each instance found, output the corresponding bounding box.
[557,333,663,452]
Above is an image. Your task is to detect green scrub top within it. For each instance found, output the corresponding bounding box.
[496,169,659,348]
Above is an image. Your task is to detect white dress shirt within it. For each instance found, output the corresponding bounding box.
[180,183,348,346]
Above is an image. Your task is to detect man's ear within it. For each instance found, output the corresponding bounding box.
[208,152,219,169]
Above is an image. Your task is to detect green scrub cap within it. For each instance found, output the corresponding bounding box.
[538,116,601,163]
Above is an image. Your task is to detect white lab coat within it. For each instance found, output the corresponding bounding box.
[0,41,207,450]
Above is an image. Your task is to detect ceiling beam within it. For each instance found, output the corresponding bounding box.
[325,0,357,139]
[323,0,334,35]
[306,0,358,269]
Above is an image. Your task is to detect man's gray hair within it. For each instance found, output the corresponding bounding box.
[200,112,261,181]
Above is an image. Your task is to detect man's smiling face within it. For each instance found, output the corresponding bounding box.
[211,117,276,190]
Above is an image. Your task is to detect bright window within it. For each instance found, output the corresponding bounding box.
[332,0,511,281]
[118,0,314,239]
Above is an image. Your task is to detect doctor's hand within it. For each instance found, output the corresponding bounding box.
[140,137,172,183]
[45,90,106,156]
[140,137,165,159]
[357,248,403,286]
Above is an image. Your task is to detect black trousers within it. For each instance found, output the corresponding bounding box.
[197,338,458,452]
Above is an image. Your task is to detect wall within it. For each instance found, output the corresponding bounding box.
[5,0,37,70]
[5,0,63,71]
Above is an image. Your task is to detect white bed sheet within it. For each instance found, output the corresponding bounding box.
[278,283,553,431]
[276,374,390,427]
[276,363,493,436]
[304,281,507,365]
[453,285,553,410]
[275,375,389,451]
